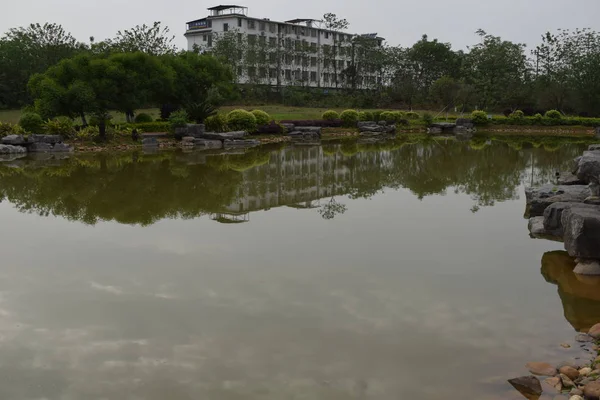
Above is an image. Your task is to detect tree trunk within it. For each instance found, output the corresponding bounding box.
[98,120,107,141]
[80,112,88,127]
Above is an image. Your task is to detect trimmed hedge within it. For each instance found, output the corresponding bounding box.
[205,114,228,132]
[227,109,257,132]
[485,116,600,126]
[256,122,285,134]
[251,110,271,126]
[134,113,153,123]
[19,112,44,133]
[322,110,340,120]
[340,109,359,127]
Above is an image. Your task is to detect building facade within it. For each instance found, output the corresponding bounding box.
[185,5,386,89]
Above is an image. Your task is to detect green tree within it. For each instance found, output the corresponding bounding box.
[111,22,177,55]
[323,13,349,88]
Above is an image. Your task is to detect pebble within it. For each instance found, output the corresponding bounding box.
[561,373,576,388]
[562,343,572,348]
[526,361,558,376]
[589,323,600,339]
[580,367,593,376]
[546,376,562,391]
[576,333,594,342]
[584,381,600,399]
[570,396,584,400]
[570,388,584,396]
[560,366,580,381]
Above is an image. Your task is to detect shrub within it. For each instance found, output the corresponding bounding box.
[134,113,153,123]
[19,112,44,133]
[471,110,489,125]
[76,126,100,140]
[132,122,170,133]
[509,110,525,120]
[44,116,75,138]
[0,122,25,137]
[391,111,406,122]
[380,111,395,123]
[533,113,543,123]
[251,110,271,126]
[280,119,342,127]
[322,110,340,120]
[205,114,228,132]
[422,113,434,125]
[372,111,383,122]
[227,109,257,132]
[168,110,188,130]
[359,111,374,121]
[405,111,420,120]
[545,109,562,119]
[340,109,359,127]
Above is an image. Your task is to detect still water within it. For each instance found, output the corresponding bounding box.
[0,137,597,399]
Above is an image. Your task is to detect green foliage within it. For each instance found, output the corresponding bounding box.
[372,111,383,121]
[134,113,153,123]
[471,110,489,125]
[0,121,25,137]
[44,116,75,138]
[186,101,217,123]
[88,114,113,127]
[545,110,562,119]
[358,111,374,121]
[405,111,420,120]
[168,110,188,130]
[322,110,340,120]
[251,110,271,126]
[76,126,100,140]
[19,112,44,133]
[226,109,257,132]
[340,109,359,127]
[130,121,170,132]
[533,113,543,122]
[391,111,406,122]
[205,114,228,132]
[380,111,395,123]
[509,110,525,119]
[422,113,434,125]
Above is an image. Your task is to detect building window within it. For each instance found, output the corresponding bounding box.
[259,21,266,31]
[247,34,257,45]
[207,35,212,47]
[323,73,329,83]
[310,71,317,82]
[310,42,317,53]
[311,57,317,67]
[248,67,256,77]
[259,67,267,78]
[208,20,212,28]
[223,23,229,32]
[237,33,243,43]
[269,37,276,47]
[259,35,266,45]
[269,68,277,78]
[237,18,242,27]
[269,53,276,63]
[237,66,242,76]
[338,60,345,69]
[302,71,309,81]
[325,31,329,39]
[248,20,255,29]
[285,69,291,80]
[270,23,276,33]
[311,29,317,38]
[202,34,207,42]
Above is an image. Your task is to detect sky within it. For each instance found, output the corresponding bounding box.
[1,0,599,50]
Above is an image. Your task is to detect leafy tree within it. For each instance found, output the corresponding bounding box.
[111,22,177,55]
[323,13,349,88]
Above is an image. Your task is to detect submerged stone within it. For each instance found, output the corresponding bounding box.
[508,376,543,398]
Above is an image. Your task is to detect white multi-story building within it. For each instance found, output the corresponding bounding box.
[185,5,385,89]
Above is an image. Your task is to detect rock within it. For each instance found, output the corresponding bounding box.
[580,367,593,376]
[198,131,247,141]
[576,150,600,185]
[558,172,587,186]
[182,136,195,143]
[584,196,600,205]
[576,333,594,342]
[223,139,260,148]
[29,134,61,144]
[50,143,73,152]
[142,137,158,147]
[0,144,27,154]
[186,124,205,137]
[193,139,222,149]
[570,388,584,396]
[526,185,590,217]
[28,143,52,152]
[529,216,561,240]
[561,373,576,388]
[456,118,474,129]
[357,121,376,128]
[527,361,558,376]
[589,145,600,151]
[546,376,562,391]
[508,376,543,398]
[543,202,600,237]
[0,134,25,145]
[280,123,295,132]
[561,205,600,258]
[583,381,600,399]
[561,343,572,348]
[295,126,323,136]
[561,366,580,381]
[570,396,583,400]
[588,323,600,338]
[573,260,600,275]
[377,120,387,126]
[596,127,600,139]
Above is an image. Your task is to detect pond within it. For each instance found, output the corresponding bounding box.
[0,136,598,399]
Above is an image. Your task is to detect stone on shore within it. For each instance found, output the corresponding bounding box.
[508,376,543,397]
[560,366,580,381]
[561,205,600,259]
[529,216,562,240]
[589,144,600,151]
[29,134,62,144]
[543,202,600,237]
[560,373,576,388]
[526,361,557,376]
[583,381,600,400]
[573,260,600,275]
[576,150,600,185]
[0,144,27,154]
[193,139,222,149]
[558,172,586,186]
[588,323,600,339]
[545,376,562,391]
[525,185,590,217]
[142,137,158,147]
[198,131,247,141]
[579,367,593,376]
[570,396,584,400]
[0,134,25,145]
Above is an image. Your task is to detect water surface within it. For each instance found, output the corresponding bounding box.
[0,137,597,399]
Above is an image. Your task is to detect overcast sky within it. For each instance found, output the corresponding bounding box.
[1,0,599,50]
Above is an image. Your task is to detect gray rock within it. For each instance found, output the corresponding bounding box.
[560,373,576,388]
[182,136,195,143]
[529,216,552,238]
[193,139,222,149]
[186,124,205,137]
[223,139,260,148]
[526,185,591,217]
[576,150,600,185]
[377,120,387,126]
[596,127,600,139]
[573,260,600,275]
[561,205,600,258]
[558,172,586,186]
[0,144,27,154]
[198,131,247,141]
[1,135,25,145]
[357,121,377,128]
[543,202,600,237]
[584,196,600,205]
[280,123,295,132]
[142,137,158,147]
[29,134,61,144]
[28,143,53,152]
[589,144,600,151]
[294,126,322,135]
[50,143,73,152]
[360,125,394,134]
[508,376,543,397]
[575,333,594,342]
[456,118,474,129]
[427,127,442,134]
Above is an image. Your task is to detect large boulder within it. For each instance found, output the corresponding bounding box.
[456,118,474,129]
[1,135,25,145]
[197,131,247,141]
[0,144,27,154]
[589,144,600,151]
[223,139,260,148]
[186,124,205,137]
[576,150,600,185]
[29,134,61,144]
[561,205,600,259]
[543,202,600,237]
[525,184,590,217]
[557,172,586,185]
[507,376,542,398]
[193,139,222,149]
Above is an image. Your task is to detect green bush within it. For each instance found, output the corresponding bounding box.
[340,109,359,127]
[44,116,75,138]
[509,110,525,120]
[0,122,25,137]
[471,110,489,125]
[322,110,340,120]
[358,111,374,121]
[19,112,44,133]
[372,111,383,122]
[168,110,188,130]
[131,122,171,133]
[227,109,257,132]
[76,126,100,140]
[533,113,543,123]
[545,110,562,119]
[422,113,434,125]
[380,111,394,123]
[251,110,271,126]
[405,111,420,120]
[88,115,113,127]
[134,113,153,123]
[391,111,406,122]
[205,114,228,132]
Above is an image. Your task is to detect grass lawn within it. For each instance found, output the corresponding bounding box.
[0,108,162,124]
